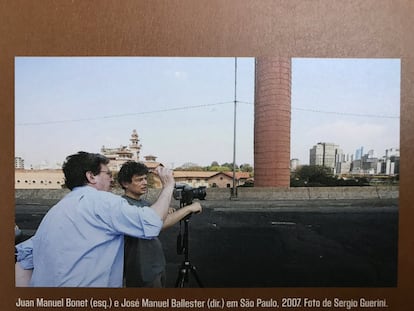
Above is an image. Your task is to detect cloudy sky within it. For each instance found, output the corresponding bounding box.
[15,57,400,169]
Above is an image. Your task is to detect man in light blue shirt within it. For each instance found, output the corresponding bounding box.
[15,151,175,287]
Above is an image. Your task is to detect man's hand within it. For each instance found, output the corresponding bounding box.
[150,166,175,221]
[154,166,175,188]
[162,202,202,229]
[186,202,202,214]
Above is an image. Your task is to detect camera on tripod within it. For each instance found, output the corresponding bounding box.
[173,183,206,206]
[172,183,206,287]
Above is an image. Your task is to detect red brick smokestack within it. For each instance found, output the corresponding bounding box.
[254,57,291,187]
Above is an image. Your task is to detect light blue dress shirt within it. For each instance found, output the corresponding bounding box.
[15,186,163,287]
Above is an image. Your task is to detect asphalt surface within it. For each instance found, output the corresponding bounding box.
[15,198,398,288]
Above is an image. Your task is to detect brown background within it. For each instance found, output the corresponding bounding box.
[1,0,413,310]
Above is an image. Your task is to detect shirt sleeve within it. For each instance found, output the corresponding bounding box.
[96,193,163,239]
[15,238,34,269]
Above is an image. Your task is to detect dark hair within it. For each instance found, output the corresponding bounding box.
[118,161,149,189]
[62,151,110,190]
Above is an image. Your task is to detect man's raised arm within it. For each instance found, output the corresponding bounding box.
[149,166,175,221]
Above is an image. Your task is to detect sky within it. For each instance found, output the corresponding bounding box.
[15,57,400,169]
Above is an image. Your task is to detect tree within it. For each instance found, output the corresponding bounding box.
[211,161,219,167]
[176,162,203,171]
[207,165,225,172]
[221,162,239,170]
[239,163,253,172]
[292,165,335,186]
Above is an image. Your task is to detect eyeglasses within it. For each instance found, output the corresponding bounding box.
[100,170,113,177]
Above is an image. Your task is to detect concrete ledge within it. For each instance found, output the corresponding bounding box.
[237,187,309,200]
[15,186,399,204]
[235,186,399,200]
[15,189,70,205]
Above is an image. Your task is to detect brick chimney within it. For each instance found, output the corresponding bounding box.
[254,57,291,187]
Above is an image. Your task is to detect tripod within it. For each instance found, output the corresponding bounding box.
[175,210,203,288]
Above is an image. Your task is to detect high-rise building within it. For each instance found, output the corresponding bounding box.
[309,143,324,166]
[309,142,341,172]
[336,161,351,175]
[15,157,25,169]
[382,148,400,175]
[290,158,300,172]
[367,149,376,159]
[385,148,400,158]
[361,152,379,174]
[355,146,364,160]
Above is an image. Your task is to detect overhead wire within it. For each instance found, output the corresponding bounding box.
[16,101,400,126]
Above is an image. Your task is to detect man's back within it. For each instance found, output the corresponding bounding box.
[28,186,162,287]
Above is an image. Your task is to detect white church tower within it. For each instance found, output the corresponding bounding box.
[129,129,142,162]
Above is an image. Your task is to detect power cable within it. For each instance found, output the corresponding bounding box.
[16,101,399,126]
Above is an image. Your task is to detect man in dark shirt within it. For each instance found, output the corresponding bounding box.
[118,161,202,287]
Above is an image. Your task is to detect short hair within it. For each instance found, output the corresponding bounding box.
[62,151,110,190]
[118,161,149,189]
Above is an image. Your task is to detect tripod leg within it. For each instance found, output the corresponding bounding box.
[189,265,204,288]
[175,262,204,288]
[175,265,188,288]
[175,274,186,288]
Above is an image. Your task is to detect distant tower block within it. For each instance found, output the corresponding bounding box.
[254,57,291,187]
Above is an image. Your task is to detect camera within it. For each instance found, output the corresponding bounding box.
[173,183,206,205]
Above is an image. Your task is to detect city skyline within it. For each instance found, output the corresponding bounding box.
[14,136,400,170]
[304,143,399,163]
[15,138,399,170]
[15,57,400,169]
